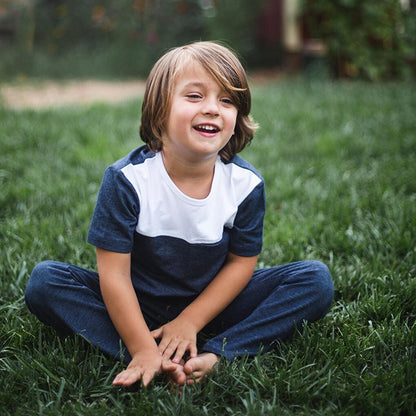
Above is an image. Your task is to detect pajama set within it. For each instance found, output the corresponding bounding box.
[25,146,334,362]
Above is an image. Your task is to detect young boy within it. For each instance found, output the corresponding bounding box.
[25,41,334,387]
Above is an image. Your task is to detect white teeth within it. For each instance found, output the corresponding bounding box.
[196,124,219,132]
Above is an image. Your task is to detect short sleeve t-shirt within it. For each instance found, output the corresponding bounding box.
[88,146,265,298]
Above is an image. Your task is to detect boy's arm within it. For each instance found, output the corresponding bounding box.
[152,252,257,362]
[96,247,164,387]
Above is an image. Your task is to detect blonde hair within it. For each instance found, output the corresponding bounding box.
[140,41,258,161]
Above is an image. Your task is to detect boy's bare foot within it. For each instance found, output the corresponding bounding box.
[183,352,219,385]
[162,359,187,386]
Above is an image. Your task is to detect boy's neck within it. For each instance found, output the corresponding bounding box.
[161,151,216,199]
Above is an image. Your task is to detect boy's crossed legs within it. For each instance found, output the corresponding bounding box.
[25,260,333,386]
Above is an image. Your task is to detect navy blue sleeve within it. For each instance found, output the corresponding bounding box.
[229,181,265,257]
[87,166,139,253]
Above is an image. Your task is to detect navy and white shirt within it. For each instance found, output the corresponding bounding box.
[88,146,265,298]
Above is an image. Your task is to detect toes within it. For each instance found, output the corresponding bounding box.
[183,362,193,375]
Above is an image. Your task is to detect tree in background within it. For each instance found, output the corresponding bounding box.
[2,0,414,80]
[0,0,267,78]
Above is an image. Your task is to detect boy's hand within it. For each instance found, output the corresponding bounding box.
[112,348,163,387]
[151,317,198,364]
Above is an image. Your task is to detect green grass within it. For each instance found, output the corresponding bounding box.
[1,80,415,415]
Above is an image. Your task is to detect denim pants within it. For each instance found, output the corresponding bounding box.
[25,260,334,362]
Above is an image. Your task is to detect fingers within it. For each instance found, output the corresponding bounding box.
[150,327,162,339]
[113,367,159,388]
[172,342,189,363]
[189,344,198,359]
[159,338,180,361]
[171,342,197,363]
[159,338,198,363]
[161,359,178,372]
[150,320,198,362]
[112,355,162,388]
[113,368,145,387]
[161,359,187,386]
[141,370,156,387]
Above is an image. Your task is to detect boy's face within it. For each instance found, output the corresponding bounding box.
[162,62,238,163]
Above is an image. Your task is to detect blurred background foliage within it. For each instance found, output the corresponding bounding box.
[302,0,416,80]
[0,0,415,80]
[0,0,267,79]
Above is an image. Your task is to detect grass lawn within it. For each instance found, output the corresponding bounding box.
[1,79,415,415]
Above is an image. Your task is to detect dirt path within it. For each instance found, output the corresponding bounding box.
[0,70,279,110]
[1,80,147,110]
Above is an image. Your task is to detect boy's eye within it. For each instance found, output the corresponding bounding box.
[221,98,234,105]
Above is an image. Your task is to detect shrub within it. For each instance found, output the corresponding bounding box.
[302,0,416,80]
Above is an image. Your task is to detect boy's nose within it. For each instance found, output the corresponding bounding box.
[202,98,220,116]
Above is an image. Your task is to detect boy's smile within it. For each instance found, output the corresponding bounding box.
[193,123,220,135]
[161,62,238,165]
